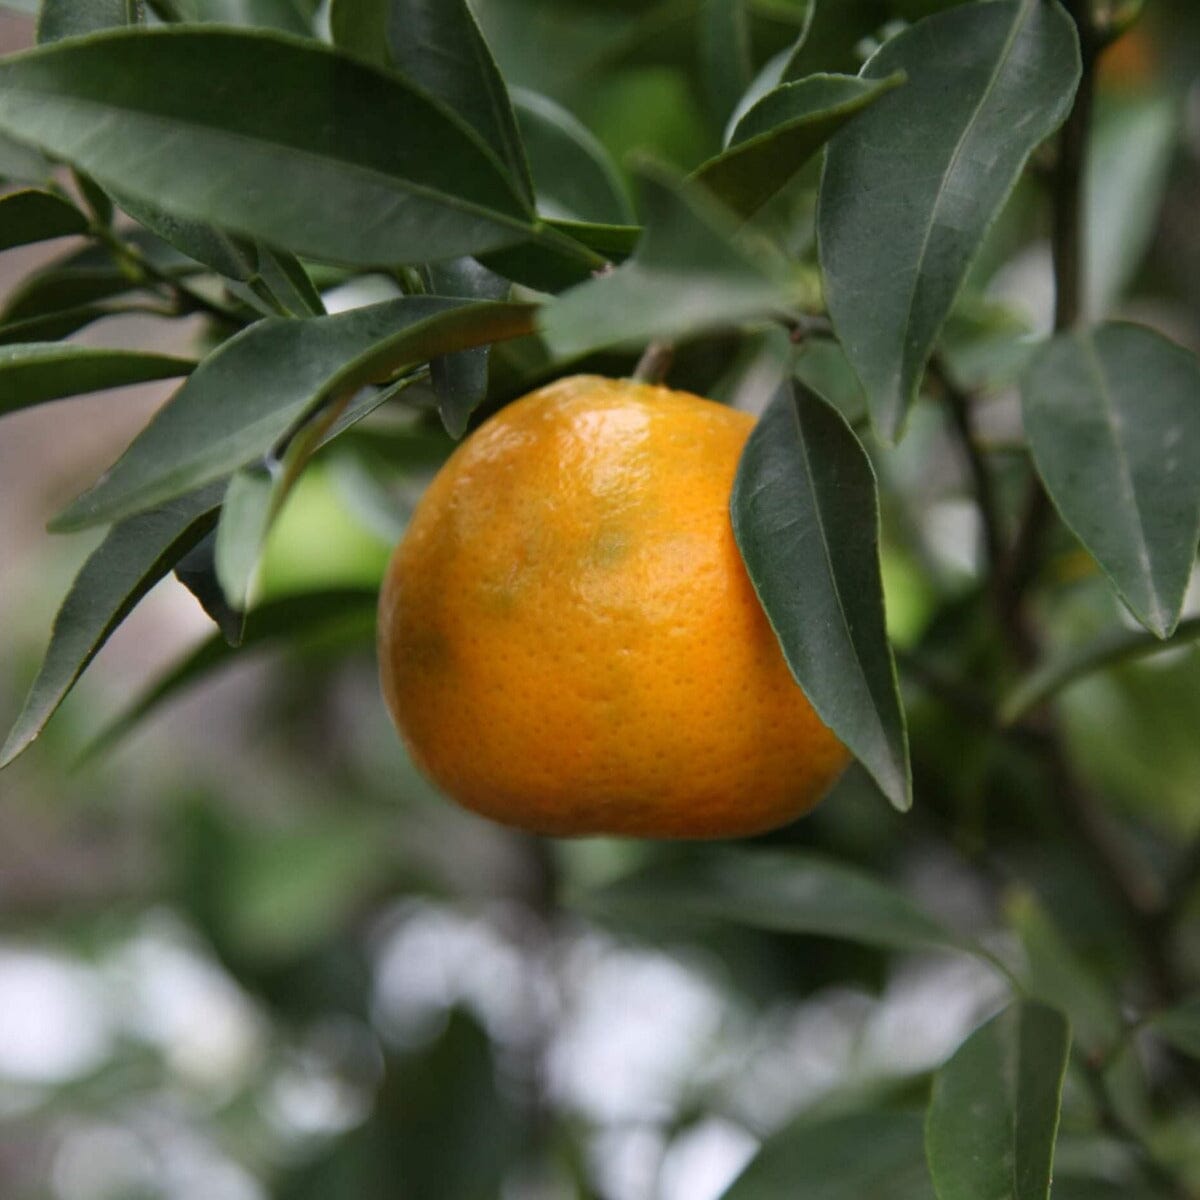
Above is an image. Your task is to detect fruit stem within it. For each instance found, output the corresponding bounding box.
[632,340,675,385]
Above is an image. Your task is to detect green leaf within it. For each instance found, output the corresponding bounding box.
[0,485,222,768]
[722,1111,934,1200]
[1002,615,1200,723]
[0,187,88,251]
[329,0,534,206]
[0,343,193,417]
[0,130,53,184]
[36,0,140,42]
[693,71,903,218]
[926,1002,1071,1200]
[512,88,635,225]
[1150,997,1200,1061]
[84,588,379,759]
[699,0,753,128]
[52,296,538,531]
[214,465,275,614]
[544,216,640,262]
[0,27,539,267]
[583,849,965,955]
[1021,322,1200,639]
[149,0,315,34]
[731,381,910,811]
[819,0,1080,441]
[253,244,325,316]
[174,530,245,645]
[782,0,889,81]
[539,165,797,359]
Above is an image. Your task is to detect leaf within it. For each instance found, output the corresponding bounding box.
[539,165,797,360]
[722,1111,934,1200]
[36,0,140,42]
[173,530,245,645]
[0,484,222,768]
[693,71,903,219]
[819,0,1080,441]
[1002,615,1200,723]
[329,0,533,206]
[1021,322,1200,638]
[699,0,752,128]
[0,27,539,267]
[583,849,965,955]
[0,188,88,251]
[153,0,315,32]
[253,244,325,316]
[84,588,379,759]
[544,217,639,262]
[0,131,53,184]
[214,465,275,614]
[52,296,538,531]
[782,0,889,81]
[0,343,193,417]
[926,1002,1071,1200]
[731,381,910,810]
[1150,997,1200,1061]
[512,88,635,225]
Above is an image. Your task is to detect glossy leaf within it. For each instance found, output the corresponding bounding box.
[0,188,88,251]
[52,297,538,531]
[1021,323,1200,638]
[0,485,222,768]
[819,0,1080,440]
[539,166,797,360]
[36,0,140,42]
[731,382,910,810]
[329,0,533,205]
[585,849,964,955]
[723,1111,934,1200]
[0,28,539,267]
[513,88,635,224]
[0,343,193,417]
[1151,998,1200,1061]
[694,72,903,218]
[926,1002,1071,1200]
[85,588,379,759]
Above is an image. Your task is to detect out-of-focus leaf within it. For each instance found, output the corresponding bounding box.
[173,529,245,644]
[539,165,797,359]
[52,297,538,531]
[0,187,88,250]
[1007,890,1122,1056]
[1087,95,1178,317]
[782,0,889,80]
[694,71,902,218]
[699,0,752,127]
[332,0,534,207]
[926,1002,1070,1200]
[36,0,140,42]
[150,0,315,34]
[1021,322,1200,639]
[731,382,910,811]
[583,849,966,954]
[0,131,52,183]
[513,88,635,224]
[0,28,539,266]
[214,464,275,614]
[84,588,378,758]
[819,0,1080,440]
[0,484,222,768]
[0,343,193,417]
[723,1111,934,1200]
[1002,616,1200,723]
[1151,998,1200,1060]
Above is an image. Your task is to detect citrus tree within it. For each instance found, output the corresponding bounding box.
[1,0,1200,1197]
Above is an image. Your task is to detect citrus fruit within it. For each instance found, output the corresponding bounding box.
[377,374,849,838]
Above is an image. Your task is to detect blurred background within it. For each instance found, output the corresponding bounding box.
[2,1,1200,1197]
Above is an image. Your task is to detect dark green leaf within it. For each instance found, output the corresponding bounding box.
[0,187,88,250]
[84,588,379,759]
[583,849,964,954]
[539,165,797,359]
[731,382,910,810]
[782,0,888,80]
[0,28,539,266]
[546,216,640,262]
[693,71,903,218]
[723,1111,934,1200]
[173,530,245,645]
[926,1002,1071,1200]
[37,0,140,42]
[0,485,222,768]
[0,343,193,417]
[330,0,534,206]
[513,88,635,224]
[1021,322,1200,638]
[0,130,53,184]
[254,244,325,316]
[52,297,538,531]
[0,302,156,346]
[1150,998,1200,1061]
[150,0,314,34]
[819,0,1080,441]
[699,0,753,128]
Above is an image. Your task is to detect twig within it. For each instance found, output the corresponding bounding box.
[632,341,675,385]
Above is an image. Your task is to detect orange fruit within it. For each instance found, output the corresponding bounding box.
[377,375,849,838]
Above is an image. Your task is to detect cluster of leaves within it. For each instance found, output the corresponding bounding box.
[2,0,1200,1197]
